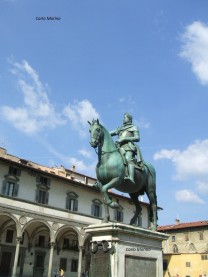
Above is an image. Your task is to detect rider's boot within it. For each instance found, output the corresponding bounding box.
[138,161,144,171]
[125,163,135,184]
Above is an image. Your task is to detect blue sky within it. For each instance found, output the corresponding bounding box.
[0,0,208,226]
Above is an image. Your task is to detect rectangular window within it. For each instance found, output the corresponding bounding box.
[185,233,189,241]
[72,239,78,247]
[60,258,67,271]
[35,254,44,267]
[172,235,176,242]
[40,176,48,185]
[163,260,168,270]
[91,202,102,217]
[5,182,15,196]
[201,254,208,260]
[94,204,100,217]
[38,235,45,247]
[199,232,204,240]
[115,210,123,222]
[67,198,78,211]
[6,229,14,243]
[8,166,21,176]
[63,238,70,249]
[71,259,78,272]
[37,190,48,204]
[186,262,191,267]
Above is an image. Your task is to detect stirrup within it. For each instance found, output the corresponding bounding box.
[124,176,135,184]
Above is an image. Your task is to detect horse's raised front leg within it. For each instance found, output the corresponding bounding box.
[101,177,123,210]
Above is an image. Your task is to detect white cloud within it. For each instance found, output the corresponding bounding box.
[63,99,100,137]
[179,21,208,85]
[154,139,208,180]
[175,189,205,204]
[69,157,96,175]
[197,181,208,195]
[138,118,150,129]
[78,149,92,158]
[0,60,64,134]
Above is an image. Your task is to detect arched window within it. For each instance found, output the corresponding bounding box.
[66,191,79,211]
[91,199,102,217]
[173,244,178,253]
[189,243,196,252]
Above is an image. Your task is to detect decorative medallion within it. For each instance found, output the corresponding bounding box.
[19,216,27,225]
[52,222,59,231]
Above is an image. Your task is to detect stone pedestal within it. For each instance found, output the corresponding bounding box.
[85,223,168,277]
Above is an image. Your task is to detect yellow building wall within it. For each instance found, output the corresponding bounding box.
[164,253,208,277]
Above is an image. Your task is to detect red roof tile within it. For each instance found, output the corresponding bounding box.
[157,220,208,231]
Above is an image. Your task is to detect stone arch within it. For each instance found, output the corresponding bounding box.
[21,218,54,254]
[55,224,81,256]
[0,212,22,237]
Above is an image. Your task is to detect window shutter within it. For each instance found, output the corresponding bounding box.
[74,199,78,211]
[91,204,95,216]
[45,191,49,204]
[1,180,7,194]
[65,197,69,209]
[46,178,51,187]
[13,183,19,197]
[8,166,13,175]
[121,211,123,222]
[35,189,39,202]
[16,168,21,176]
[99,206,102,218]
[36,175,41,183]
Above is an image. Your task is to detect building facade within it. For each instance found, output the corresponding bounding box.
[158,219,208,277]
[0,147,152,277]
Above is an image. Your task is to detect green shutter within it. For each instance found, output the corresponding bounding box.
[1,180,7,195]
[13,183,19,197]
[74,199,78,211]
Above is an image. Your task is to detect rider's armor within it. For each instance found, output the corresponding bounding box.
[117,124,138,153]
[111,123,144,184]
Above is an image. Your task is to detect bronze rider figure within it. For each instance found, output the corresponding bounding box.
[110,113,144,184]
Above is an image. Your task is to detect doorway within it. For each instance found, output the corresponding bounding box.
[0,251,12,277]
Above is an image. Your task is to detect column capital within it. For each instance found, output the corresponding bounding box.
[79,245,84,250]
[49,241,56,248]
[16,236,22,243]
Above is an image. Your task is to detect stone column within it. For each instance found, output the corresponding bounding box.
[78,246,83,277]
[12,236,22,277]
[48,242,55,277]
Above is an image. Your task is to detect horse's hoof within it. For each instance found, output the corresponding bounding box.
[109,201,119,209]
[102,218,109,223]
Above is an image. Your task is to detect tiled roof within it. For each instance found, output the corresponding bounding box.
[157,220,208,231]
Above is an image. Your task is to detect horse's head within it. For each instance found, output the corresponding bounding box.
[88,119,103,148]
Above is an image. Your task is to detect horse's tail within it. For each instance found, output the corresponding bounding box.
[144,161,156,179]
[145,161,158,222]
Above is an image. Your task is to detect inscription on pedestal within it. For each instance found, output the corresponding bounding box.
[90,240,112,277]
[125,255,156,277]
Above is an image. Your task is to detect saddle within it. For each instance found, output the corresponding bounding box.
[117,145,144,173]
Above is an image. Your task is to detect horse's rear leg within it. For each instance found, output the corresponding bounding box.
[102,203,110,223]
[129,192,142,226]
[146,189,158,230]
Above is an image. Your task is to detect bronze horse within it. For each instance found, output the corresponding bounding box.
[89,119,158,230]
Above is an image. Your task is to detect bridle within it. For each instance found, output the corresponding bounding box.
[90,123,118,156]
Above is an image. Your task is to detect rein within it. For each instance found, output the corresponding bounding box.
[94,147,118,156]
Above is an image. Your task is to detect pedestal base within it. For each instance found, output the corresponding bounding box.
[85,223,168,277]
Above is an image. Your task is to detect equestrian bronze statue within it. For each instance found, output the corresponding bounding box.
[88,115,158,230]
